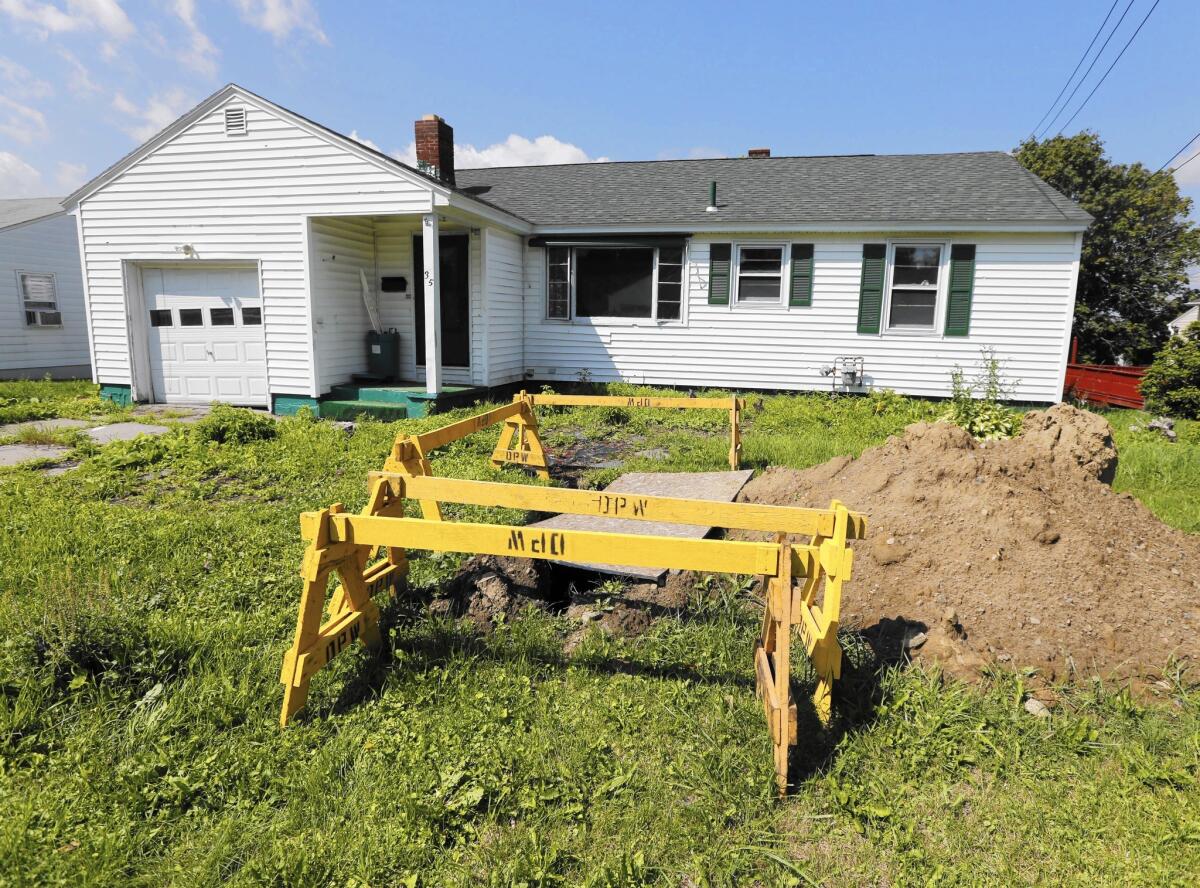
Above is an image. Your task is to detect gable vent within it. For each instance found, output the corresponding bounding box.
[224,106,247,136]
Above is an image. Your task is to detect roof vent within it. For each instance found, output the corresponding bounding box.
[748,148,770,158]
[224,106,247,136]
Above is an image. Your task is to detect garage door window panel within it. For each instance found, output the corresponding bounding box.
[210,307,235,326]
[179,309,204,327]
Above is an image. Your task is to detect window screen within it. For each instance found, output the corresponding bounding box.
[888,245,942,329]
[19,272,60,327]
[736,247,784,303]
[575,247,654,318]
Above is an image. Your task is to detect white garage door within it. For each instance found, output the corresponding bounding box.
[143,266,267,406]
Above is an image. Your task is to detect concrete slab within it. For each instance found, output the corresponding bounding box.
[42,463,79,476]
[0,443,72,466]
[85,422,170,443]
[528,469,755,581]
[0,418,91,436]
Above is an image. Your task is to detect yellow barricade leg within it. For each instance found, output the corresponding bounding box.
[383,437,443,521]
[729,395,742,470]
[490,395,550,479]
[756,537,796,797]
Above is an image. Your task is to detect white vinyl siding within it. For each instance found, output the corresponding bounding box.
[523,232,1081,403]
[0,214,90,377]
[484,227,526,386]
[310,216,376,390]
[76,96,435,398]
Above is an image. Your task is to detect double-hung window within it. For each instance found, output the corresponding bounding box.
[886,244,943,330]
[18,272,61,327]
[734,245,785,304]
[546,245,685,322]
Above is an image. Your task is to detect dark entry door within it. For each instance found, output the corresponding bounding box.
[413,234,470,368]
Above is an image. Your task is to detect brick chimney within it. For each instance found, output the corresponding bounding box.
[414,114,455,186]
[748,147,771,158]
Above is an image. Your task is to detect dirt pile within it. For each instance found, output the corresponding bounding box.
[737,404,1199,686]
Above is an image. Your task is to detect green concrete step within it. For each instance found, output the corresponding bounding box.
[319,400,410,421]
[327,384,413,405]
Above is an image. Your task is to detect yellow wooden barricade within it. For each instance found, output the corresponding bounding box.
[278,473,865,796]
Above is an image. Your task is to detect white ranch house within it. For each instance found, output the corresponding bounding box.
[63,84,1091,415]
[1,198,90,380]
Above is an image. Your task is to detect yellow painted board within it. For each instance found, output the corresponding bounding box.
[528,394,736,410]
[323,514,787,576]
[371,473,867,538]
[411,401,526,451]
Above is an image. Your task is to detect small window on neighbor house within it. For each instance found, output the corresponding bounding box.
[150,309,173,327]
[656,247,683,320]
[241,306,262,325]
[224,106,247,136]
[887,244,942,329]
[735,246,784,304]
[18,272,61,327]
[179,308,203,326]
[210,307,235,326]
[547,247,571,320]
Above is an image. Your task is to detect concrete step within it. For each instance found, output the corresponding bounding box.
[327,385,415,405]
[319,400,410,421]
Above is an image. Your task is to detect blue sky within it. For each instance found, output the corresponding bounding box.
[1,0,1198,215]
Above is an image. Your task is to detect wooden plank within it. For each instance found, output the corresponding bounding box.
[527,394,735,410]
[411,401,525,451]
[371,473,866,538]
[319,512,784,577]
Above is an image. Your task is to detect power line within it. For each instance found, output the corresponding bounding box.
[1029,0,1121,138]
[1157,131,1200,173]
[1037,0,1138,138]
[1168,148,1200,176]
[1056,0,1164,136]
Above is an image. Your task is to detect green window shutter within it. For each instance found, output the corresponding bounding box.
[944,244,976,336]
[788,243,814,306]
[708,243,731,305]
[856,244,886,334]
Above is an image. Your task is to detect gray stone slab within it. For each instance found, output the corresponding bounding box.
[528,470,754,581]
[85,422,170,443]
[0,418,90,435]
[0,443,72,466]
[42,463,79,476]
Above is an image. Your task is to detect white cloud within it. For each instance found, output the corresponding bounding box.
[55,160,87,190]
[233,0,326,44]
[349,129,380,152]
[57,47,100,94]
[1170,137,1200,188]
[170,0,218,76]
[0,56,53,99]
[0,96,49,144]
[0,0,134,39]
[112,88,193,141]
[394,133,608,169]
[657,146,727,160]
[0,150,44,196]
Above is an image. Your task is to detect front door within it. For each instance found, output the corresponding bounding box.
[413,234,470,368]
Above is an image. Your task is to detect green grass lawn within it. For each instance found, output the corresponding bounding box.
[0,381,1196,886]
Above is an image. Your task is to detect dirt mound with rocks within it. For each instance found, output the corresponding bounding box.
[737,404,1199,688]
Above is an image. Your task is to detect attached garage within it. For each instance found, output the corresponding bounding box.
[141,266,267,407]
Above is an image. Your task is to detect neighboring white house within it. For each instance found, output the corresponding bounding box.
[63,84,1091,412]
[0,198,90,380]
[1169,301,1198,338]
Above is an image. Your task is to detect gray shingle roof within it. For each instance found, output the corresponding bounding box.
[454,152,1091,228]
[0,197,65,231]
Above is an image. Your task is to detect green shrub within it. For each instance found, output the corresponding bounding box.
[1140,321,1200,419]
[940,348,1021,440]
[193,403,278,445]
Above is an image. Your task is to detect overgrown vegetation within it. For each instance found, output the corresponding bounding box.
[0,380,1196,884]
[939,348,1021,440]
[1141,320,1200,419]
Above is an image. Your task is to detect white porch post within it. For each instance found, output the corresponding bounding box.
[421,213,442,394]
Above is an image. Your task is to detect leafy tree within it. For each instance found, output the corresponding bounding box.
[1140,321,1200,419]
[1015,132,1200,364]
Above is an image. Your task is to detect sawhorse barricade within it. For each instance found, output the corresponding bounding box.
[278,473,865,796]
